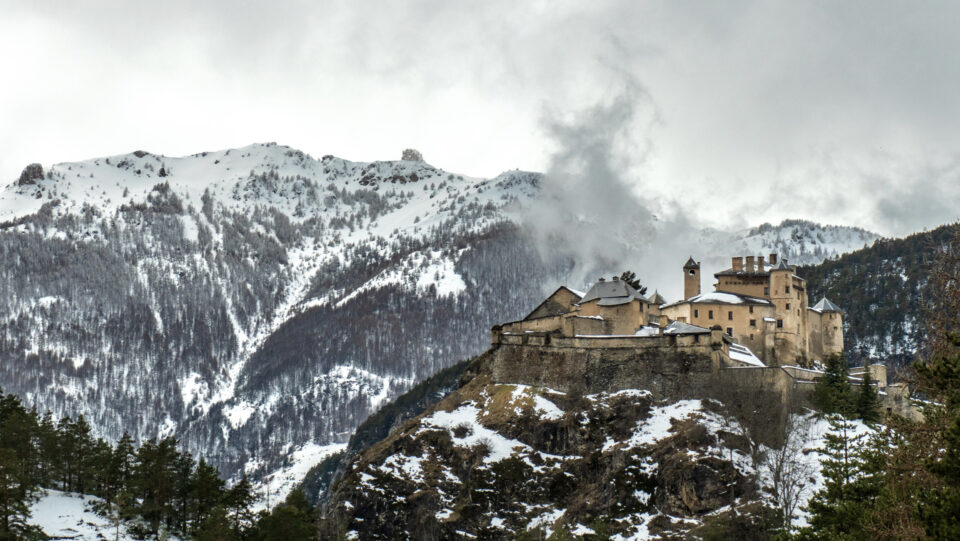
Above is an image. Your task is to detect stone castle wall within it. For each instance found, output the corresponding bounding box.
[479,332,922,419]
[485,331,726,399]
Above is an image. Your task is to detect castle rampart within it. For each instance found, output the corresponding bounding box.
[485,334,725,399]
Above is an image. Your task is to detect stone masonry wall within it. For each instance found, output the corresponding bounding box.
[485,334,724,399]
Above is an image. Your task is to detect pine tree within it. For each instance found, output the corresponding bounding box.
[225,475,256,535]
[914,334,960,538]
[190,459,225,531]
[618,271,648,295]
[253,489,314,541]
[799,414,876,540]
[812,354,853,415]
[114,432,135,487]
[854,364,882,424]
[0,448,36,539]
[195,505,233,541]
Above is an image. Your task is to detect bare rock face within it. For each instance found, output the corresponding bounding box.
[18,163,44,185]
[653,419,750,515]
[318,370,769,539]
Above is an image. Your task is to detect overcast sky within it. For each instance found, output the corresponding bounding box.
[2,1,959,237]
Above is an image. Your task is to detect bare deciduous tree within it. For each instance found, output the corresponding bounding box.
[764,414,817,530]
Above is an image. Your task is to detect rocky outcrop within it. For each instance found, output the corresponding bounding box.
[17,163,43,185]
[318,370,771,539]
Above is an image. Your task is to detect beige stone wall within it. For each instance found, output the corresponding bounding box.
[564,315,608,336]
[578,299,645,334]
[666,301,773,354]
[501,315,563,334]
[807,309,824,360]
[486,333,725,398]
[660,303,691,323]
[805,309,843,361]
[684,266,701,299]
[822,312,844,356]
[769,269,810,365]
[715,275,769,299]
[526,287,581,320]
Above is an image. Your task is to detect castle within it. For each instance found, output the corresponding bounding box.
[496,253,843,368]
[660,254,843,366]
[488,254,917,418]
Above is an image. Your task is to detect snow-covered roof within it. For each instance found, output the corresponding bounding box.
[810,297,842,313]
[728,343,765,367]
[662,291,771,308]
[662,321,712,335]
[714,268,769,277]
[579,279,643,307]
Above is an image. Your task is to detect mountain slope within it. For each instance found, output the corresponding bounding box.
[318,367,860,539]
[799,223,958,369]
[0,143,879,496]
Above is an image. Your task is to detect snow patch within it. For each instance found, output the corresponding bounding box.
[251,442,347,510]
[420,404,531,463]
[30,489,140,540]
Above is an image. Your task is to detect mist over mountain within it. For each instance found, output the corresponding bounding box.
[0,143,878,498]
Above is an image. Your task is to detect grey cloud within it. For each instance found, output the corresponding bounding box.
[5,1,960,236]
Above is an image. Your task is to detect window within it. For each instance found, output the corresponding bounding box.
[785,286,790,293]
[786,303,791,310]
[764,287,770,295]
[749,319,756,327]
[749,305,754,314]
[694,309,699,318]
[726,327,733,336]
[708,310,714,320]
[777,319,783,329]
[728,311,733,320]
[749,333,754,340]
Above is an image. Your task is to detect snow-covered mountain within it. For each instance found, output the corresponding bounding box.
[0,143,878,498]
[701,219,878,267]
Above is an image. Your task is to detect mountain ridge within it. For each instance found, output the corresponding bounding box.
[0,143,883,502]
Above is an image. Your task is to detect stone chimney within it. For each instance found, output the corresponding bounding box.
[612,275,619,281]
[599,277,605,282]
[769,253,778,265]
[745,256,755,272]
[758,255,765,272]
[732,256,743,271]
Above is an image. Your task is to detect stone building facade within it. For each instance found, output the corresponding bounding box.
[660,254,843,367]
[499,254,842,368]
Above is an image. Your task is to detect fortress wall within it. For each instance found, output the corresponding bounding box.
[487,338,722,398]
[715,366,808,408]
[500,316,563,334]
[480,340,925,420]
[567,316,609,336]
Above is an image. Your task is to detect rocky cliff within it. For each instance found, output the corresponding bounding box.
[317,341,810,539]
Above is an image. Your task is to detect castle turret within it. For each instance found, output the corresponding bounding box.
[683,257,701,300]
[811,297,844,357]
[769,258,802,364]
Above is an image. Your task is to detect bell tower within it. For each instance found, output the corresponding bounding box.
[683,257,701,300]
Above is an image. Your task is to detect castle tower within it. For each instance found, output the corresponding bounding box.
[812,297,844,357]
[683,257,701,300]
[769,258,803,364]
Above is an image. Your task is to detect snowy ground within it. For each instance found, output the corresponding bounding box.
[248,442,347,511]
[30,490,134,540]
